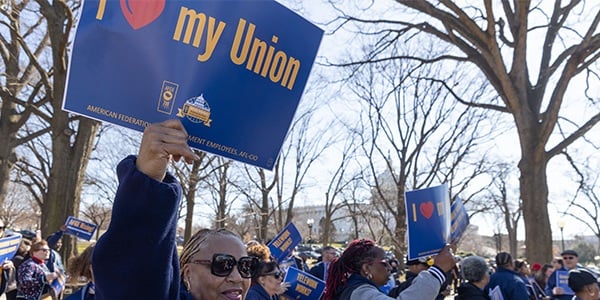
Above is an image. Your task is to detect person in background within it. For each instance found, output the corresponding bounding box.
[532,263,553,299]
[388,256,430,297]
[6,239,32,300]
[45,226,66,276]
[546,250,580,300]
[65,245,95,300]
[309,246,337,281]
[530,263,552,300]
[92,120,259,300]
[531,263,542,275]
[551,258,563,271]
[485,252,530,300]
[247,243,272,262]
[292,250,310,273]
[514,260,535,300]
[567,269,600,300]
[323,239,455,300]
[246,261,288,300]
[0,221,15,300]
[16,240,59,300]
[455,256,490,300]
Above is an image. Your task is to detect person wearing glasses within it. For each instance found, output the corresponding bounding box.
[16,241,59,300]
[545,250,581,300]
[322,239,455,300]
[309,246,338,281]
[92,120,258,300]
[246,261,287,300]
[178,229,258,299]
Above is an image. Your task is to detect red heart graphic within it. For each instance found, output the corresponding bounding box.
[420,202,434,219]
[120,0,165,30]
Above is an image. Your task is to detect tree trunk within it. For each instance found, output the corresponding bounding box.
[41,0,100,266]
[184,163,200,242]
[394,187,407,261]
[518,139,551,263]
[0,143,15,214]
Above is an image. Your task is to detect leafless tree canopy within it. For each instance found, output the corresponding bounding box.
[326,0,599,263]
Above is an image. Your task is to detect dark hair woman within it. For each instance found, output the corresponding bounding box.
[245,260,288,300]
[323,239,455,300]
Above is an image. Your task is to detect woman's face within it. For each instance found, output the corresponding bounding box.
[363,250,391,286]
[183,235,251,300]
[258,267,283,296]
[520,263,530,275]
[32,246,50,260]
[545,267,555,278]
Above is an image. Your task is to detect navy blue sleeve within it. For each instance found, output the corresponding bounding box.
[46,230,64,249]
[507,278,531,300]
[93,155,182,300]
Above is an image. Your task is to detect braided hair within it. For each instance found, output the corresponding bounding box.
[178,228,241,279]
[323,239,382,300]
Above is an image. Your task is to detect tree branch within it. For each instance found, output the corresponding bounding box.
[547,112,600,158]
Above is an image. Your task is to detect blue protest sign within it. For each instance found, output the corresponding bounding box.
[0,234,21,262]
[63,0,323,170]
[65,216,98,241]
[450,196,470,245]
[279,255,299,271]
[50,274,66,297]
[405,184,450,260]
[283,267,325,300]
[556,270,574,295]
[268,222,302,262]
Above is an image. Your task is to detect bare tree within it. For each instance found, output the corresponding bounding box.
[347,56,492,258]
[203,157,239,229]
[0,0,53,213]
[83,125,140,205]
[2,0,101,263]
[0,182,40,228]
[318,133,362,246]
[237,164,279,242]
[275,102,335,230]
[563,153,600,251]
[484,162,522,257]
[171,150,218,242]
[80,202,111,241]
[330,0,600,262]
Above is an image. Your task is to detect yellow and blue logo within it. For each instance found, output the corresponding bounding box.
[177,94,212,127]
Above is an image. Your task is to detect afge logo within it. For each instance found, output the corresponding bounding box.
[95,0,166,30]
[177,94,212,127]
[157,81,178,115]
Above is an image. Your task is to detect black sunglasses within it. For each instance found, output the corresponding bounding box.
[191,253,258,278]
[262,271,283,280]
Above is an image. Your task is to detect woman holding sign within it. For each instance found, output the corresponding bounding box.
[92,120,259,300]
[323,239,455,300]
[16,241,59,300]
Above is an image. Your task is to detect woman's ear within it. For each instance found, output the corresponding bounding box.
[181,264,190,278]
[360,262,370,276]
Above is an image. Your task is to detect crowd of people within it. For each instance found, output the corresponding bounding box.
[91,120,600,300]
[0,222,96,300]
[6,119,599,300]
